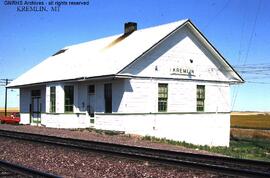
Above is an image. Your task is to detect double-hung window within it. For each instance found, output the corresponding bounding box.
[50,86,56,113]
[64,86,74,112]
[197,85,205,111]
[158,83,168,112]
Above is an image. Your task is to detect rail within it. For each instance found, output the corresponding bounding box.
[0,159,61,178]
[0,129,269,177]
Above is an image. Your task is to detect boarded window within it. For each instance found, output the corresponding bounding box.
[104,83,112,113]
[197,85,205,111]
[50,86,56,113]
[158,83,168,112]
[64,86,74,112]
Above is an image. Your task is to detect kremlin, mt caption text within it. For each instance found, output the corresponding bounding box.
[3,0,90,12]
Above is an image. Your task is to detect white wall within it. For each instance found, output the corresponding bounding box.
[95,82,105,112]
[20,78,230,111]
[20,88,31,124]
[117,78,230,113]
[19,86,46,124]
[20,113,30,124]
[121,26,229,82]
[46,84,64,113]
[117,79,155,113]
[20,87,31,113]
[92,78,231,146]
[41,113,89,128]
[205,84,230,112]
[112,79,125,112]
[18,78,230,146]
[74,79,127,113]
[45,86,50,113]
[95,113,230,147]
[76,80,108,113]
[77,84,88,112]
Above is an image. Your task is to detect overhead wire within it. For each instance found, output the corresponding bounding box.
[231,0,248,109]
[232,0,263,109]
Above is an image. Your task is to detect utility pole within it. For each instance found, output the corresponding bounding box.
[0,79,13,116]
[4,79,8,116]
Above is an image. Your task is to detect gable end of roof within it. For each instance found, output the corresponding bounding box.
[186,20,244,83]
[117,19,244,84]
[117,19,189,74]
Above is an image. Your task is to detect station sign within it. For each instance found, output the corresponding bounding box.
[170,67,195,75]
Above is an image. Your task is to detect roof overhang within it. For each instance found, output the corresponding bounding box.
[7,74,124,88]
[185,20,244,84]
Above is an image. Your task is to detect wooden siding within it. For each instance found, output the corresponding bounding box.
[121,26,229,82]
[95,113,230,147]
[20,86,46,124]
[116,78,229,113]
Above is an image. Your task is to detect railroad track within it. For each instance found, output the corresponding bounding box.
[0,159,61,178]
[0,129,269,178]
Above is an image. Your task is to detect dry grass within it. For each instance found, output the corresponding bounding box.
[0,107,19,112]
[231,114,270,129]
[230,113,270,140]
[231,111,270,115]
[0,108,19,116]
[231,128,270,140]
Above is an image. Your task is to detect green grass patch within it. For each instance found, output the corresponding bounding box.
[142,136,270,162]
[70,127,125,136]
[94,129,124,136]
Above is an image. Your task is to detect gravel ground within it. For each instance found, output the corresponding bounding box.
[0,137,227,178]
[0,124,230,177]
[0,124,222,156]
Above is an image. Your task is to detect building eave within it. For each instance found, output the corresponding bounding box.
[115,74,242,84]
[186,20,245,83]
[7,74,119,88]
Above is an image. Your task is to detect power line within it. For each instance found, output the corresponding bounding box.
[232,0,262,110]
[233,62,270,66]
[203,0,231,30]
[246,81,270,84]
[242,0,262,65]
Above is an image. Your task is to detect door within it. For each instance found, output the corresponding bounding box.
[87,94,95,117]
[87,85,96,126]
[104,83,112,113]
[31,90,41,124]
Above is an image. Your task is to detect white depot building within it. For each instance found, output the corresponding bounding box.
[8,19,244,146]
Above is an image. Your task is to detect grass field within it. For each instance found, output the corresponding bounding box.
[231,128,270,139]
[231,112,270,140]
[142,136,270,161]
[0,108,19,116]
[231,113,270,130]
[229,112,270,160]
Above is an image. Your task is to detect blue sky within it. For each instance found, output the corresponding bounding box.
[0,0,269,111]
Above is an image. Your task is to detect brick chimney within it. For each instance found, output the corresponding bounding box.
[124,22,137,35]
